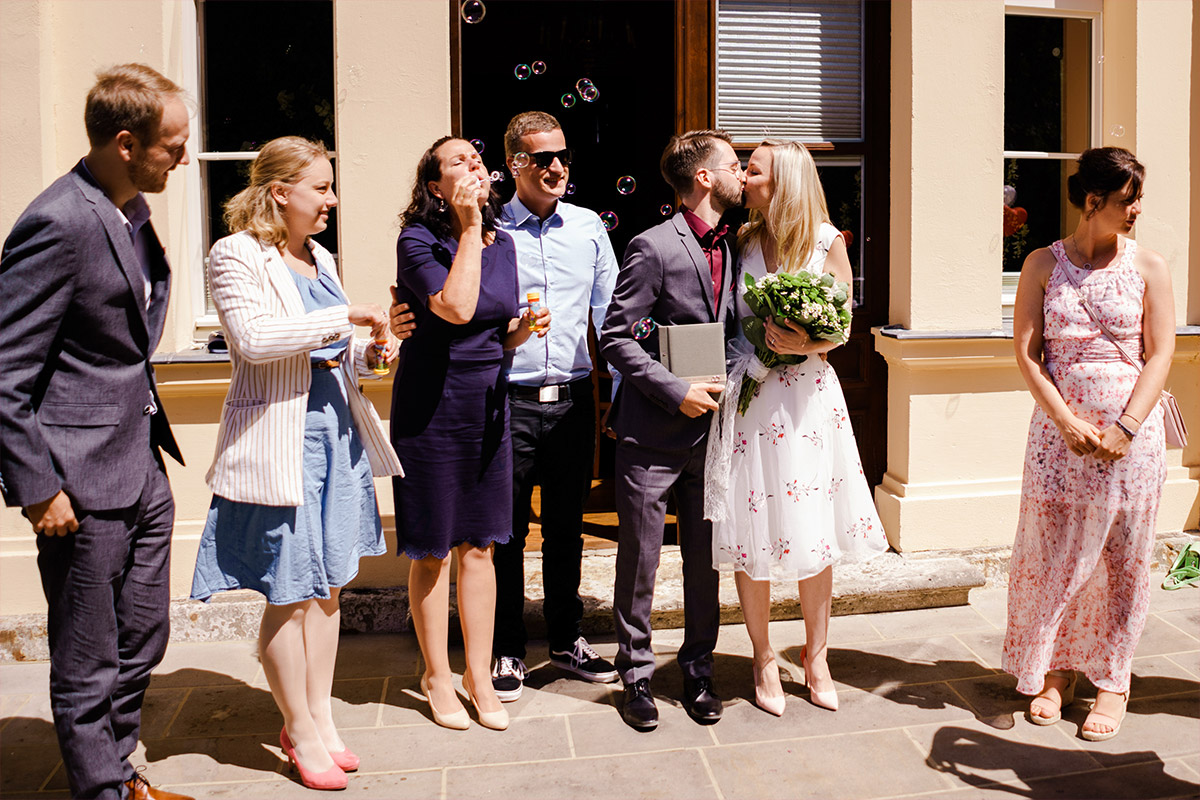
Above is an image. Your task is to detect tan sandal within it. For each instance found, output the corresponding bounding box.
[1028,669,1076,726]
[1081,690,1128,742]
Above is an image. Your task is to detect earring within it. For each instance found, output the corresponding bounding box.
[437,198,447,212]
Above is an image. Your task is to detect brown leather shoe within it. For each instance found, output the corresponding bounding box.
[124,769,195,800]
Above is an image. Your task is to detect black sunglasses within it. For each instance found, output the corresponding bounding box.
[528,148,572,168]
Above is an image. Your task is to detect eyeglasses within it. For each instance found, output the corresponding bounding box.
[528,149,573,168]
[709,161,745,176]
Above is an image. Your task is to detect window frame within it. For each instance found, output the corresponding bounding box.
[1001,0,1102,319]
[185,0,339,339]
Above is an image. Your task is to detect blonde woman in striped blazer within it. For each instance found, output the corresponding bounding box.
[190,137,407,791]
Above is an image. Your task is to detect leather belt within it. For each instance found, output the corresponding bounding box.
[312,359,342,370]
[509,377,592,403]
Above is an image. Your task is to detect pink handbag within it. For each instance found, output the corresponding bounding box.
[1060,267,1187,448]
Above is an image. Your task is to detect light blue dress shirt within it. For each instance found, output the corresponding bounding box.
[500,195,619,387]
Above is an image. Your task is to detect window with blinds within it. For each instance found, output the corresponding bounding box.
[716,0,864,144]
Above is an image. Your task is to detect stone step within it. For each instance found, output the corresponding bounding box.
[5,534,1194,662]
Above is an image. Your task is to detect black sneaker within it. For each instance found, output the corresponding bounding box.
[549,636,619,683]
[491,656,526,702]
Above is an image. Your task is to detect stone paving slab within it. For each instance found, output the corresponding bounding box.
[2,586,1197,799]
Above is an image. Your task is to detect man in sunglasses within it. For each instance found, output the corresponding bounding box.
[490,111,620,701]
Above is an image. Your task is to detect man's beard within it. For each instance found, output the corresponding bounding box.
[712,176,744,212]
[129,156,168,194]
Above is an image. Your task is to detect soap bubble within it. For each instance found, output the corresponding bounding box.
[600,211,618,231]
[1002,185,1016,207]
[617,176,637,195]
[532,61,547,75]
[560,93,576,108]
[1109,124,1125,138]
[489,170,504,183]
[575,78,593,91]
[660,204,673,216]
[565,182,577,196]
[470,138,485,154]
[632,317,658,340]
[514,64,532,81]
[512,152,530,169]
[460,0,485,24]
[1097,54,1105,64]
[579,84,600,103]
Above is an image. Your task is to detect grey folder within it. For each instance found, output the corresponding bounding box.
[658,322,726,384]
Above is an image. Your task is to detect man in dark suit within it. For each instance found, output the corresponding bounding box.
[599,130,745,731]
[0,64,191,800]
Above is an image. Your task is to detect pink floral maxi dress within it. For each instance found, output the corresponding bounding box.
[1002,238,1166,695]
[709,224,888,581]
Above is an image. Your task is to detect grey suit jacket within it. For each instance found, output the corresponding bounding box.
[599,213,738,451]
[0,160,183,512]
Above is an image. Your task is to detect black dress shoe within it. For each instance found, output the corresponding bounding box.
[622,678,658,731]
[682,676,723,724]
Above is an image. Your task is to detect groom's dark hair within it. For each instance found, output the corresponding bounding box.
[660,129,732,195]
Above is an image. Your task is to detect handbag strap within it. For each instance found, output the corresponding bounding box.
[1056,258,1145,376]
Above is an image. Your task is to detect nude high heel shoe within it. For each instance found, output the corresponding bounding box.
[800,645,839,711]
[462,672,509,731]
[752,655,786,717]
[421,675,470,730]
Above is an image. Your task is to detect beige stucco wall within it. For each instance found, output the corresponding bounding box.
[1,0,1196,618]
[0,0,451,616]
[879,0,1199,551]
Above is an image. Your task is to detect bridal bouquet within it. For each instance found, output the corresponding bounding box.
[737,270,852,415]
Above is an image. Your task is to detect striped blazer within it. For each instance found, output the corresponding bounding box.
[205,231,403,506]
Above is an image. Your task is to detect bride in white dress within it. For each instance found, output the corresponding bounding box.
[707,140,888,715]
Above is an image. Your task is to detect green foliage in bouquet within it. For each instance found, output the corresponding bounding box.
[737,270,852,415]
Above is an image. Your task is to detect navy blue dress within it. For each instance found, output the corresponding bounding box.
[390,224,518,559]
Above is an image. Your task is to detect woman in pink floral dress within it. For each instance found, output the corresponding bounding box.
[708,141,888,716]
[1004,147,1175,741]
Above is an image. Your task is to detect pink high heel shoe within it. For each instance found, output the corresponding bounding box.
[752,655,786,717]
[280,727,348,791]
[799,645,839,711]
[281,727,359,773]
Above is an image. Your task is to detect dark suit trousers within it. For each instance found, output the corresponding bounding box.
[612,438,719,685]
[36,457,174,800]
[494,389,594,658]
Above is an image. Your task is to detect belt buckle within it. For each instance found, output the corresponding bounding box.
[538,385,560,403]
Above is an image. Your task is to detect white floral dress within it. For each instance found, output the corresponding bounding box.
[1002,238,1165,695]
[709,223,888,581]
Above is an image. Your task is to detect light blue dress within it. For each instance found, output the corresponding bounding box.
[191,262,385,605]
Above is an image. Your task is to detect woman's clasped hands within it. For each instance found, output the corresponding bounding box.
[1056,413,1132,461]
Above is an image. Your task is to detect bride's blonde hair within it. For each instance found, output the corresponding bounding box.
[738,140,831,274]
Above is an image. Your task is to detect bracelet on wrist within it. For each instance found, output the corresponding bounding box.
[1120,412,1142,426]
[1114,419,1137,440]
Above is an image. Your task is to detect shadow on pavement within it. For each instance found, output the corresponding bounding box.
[926,726,1200,799]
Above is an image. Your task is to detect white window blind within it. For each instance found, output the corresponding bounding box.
[716,0,863,143]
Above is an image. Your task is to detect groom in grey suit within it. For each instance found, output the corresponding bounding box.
[0,64,191,800]
[599,130,745,731]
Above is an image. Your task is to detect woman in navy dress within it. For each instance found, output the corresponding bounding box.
[392,137,550,731]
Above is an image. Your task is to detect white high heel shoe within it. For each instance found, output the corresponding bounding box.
[800,645,838,711]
